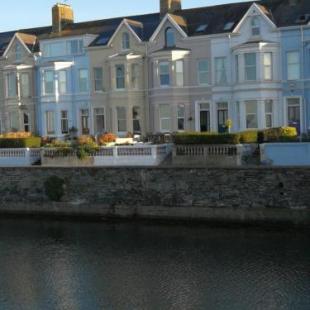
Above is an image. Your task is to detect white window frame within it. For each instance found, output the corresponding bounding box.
[244,53,257,81]
[245,100,258,129]
[94,67,104,92]
[43,70,54,95]
[122,32,130,50]
[287,51,300,81]
[61,110,69,134]
[6,72,17,98]
[131,64,139,89]
[78,69,89,93]
[94,108,105,134]
[251,16,260,36]
[263,52,273,81]
[20,72,30,98]
[58,70,67,95]
[175,60,184,87]
[115,64,125,90]
[117,107,127,133]
[15,43,22,62]
[197,59,209,86]
[46,111,55,135]
[132,106,141,134]
[80,109,90,135]
[215,57,227,85]
[159,104,171,132]
[159,61,170,87]
[177,104,185,131]
[264,100,273,128]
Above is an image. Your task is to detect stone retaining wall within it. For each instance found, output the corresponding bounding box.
[0,167,309,226]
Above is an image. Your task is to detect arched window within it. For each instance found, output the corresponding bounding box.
[251,17,260,36]
[165,27,175,47]
[122,32,130,50]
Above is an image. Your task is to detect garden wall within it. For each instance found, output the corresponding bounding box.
[0,167,309,226]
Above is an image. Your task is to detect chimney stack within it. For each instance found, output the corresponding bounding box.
[52,3,74,33]
[160,0,182,17]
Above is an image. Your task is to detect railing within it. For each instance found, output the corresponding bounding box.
[173,144,243,166]
[175,145,239,157]
[0,148,41,166]
[41,144,173,167]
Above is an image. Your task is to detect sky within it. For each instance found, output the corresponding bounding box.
[0,0,250,32]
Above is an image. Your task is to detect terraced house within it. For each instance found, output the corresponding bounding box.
[0,0,309,137]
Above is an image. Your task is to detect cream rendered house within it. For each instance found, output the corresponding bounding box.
[88,18,155,136]
[0,33,38,133]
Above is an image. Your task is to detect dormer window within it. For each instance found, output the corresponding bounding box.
[165,27,175,48]
[15,43,22,62]
[251,17,260,36]
[122,32,130,50]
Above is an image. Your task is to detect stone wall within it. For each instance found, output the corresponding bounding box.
[0,167,309,226]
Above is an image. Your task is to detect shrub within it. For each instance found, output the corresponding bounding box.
[173,132,240,145]
[77,135,95,145]
[0,137,41,148]
[0,131,32,139]
[98,133,117,145]
[45,140,71,148]
[239,130,259,144]
[44,176,65,202]
[263,127,297,142]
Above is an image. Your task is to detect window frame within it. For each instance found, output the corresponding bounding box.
[177,104,185,131]
[245,100,258,129]
[43,70,54,95]
[165,27,175,48]
[197,59,209,86]
[94,108,105,134]
[244,53,257,81]
[20,72,30,98]
[159,61,170,87]
[58,70,67,95]
[61,110,69,134]
[46,111,55,135]
[159,104,171,132]
[115,64,126,90]
[117,107,127,133]
[94,67,104,92]
[215,57,227,85]
[264,100,273,128]
[175,60,184,87]
[122,32,130,50]
[263,52,273,81]
[78,69,89,93]
[287,51,300,81]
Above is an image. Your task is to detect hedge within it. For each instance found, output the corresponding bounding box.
[174,132,240,145]
[263,127,297,142]
[239,130,260,144]
[0,137,41,148]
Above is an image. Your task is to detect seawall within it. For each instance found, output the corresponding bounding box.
[0,167,309,226]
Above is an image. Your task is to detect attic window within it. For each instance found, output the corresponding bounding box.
[251,17,260,36]
[295,14,310,24]
[122,32,130,50]
[223,22,235,31]
[195,24,208,33]
[15,43,22,62]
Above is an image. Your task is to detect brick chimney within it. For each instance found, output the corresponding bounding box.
[160,0,182,17]
[52,3,74,33]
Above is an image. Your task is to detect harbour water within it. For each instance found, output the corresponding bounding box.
[0,218,309,310]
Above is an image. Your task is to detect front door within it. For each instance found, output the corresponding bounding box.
[200,111,210,132]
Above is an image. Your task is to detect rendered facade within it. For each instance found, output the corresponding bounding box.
[0,0,309,137]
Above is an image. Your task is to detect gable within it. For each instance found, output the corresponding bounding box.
[150,14,187,43]
[107,19,142,49]
[233,3,277,35]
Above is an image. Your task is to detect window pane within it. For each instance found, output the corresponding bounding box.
[165,28,175,47]
[21,73,30,97]
[79,69,89,92]
[159,105,171,132]
[198,60,209,85]
[94,68,103,91]
[116,65,125,89]
[245,101,258,128]
[117,107,127,132]
[287,51,300,80]
[264,53,272,80]
[176,60,184,86]
[58,71,67,94]
[215,57,227,85]
[159,62,170,86]
[44,71,54,94]
[94,108,105,133]
[46,111,55,134]
[245,53,256,81]
[61,110,68,134]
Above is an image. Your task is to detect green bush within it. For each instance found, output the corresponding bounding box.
[173,132,240,145]
[0,137,41,148]
[44,176,65,202]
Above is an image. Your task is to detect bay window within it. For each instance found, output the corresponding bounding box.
[177,105,185,131]
[175,60,184,87]
[263,53,273,80]
[61,111,69,134]
[265,100,273,128]
[20,73,30,98]
[159,105,171,132]
[94,67,104,92]
[245,101,258,129]
[58,70,67,94]
[244,53,257,81]
[94,108,105,133]
[215,57,227,85]
[159,62,170,87]
[116,65,125,89]
[198,59,209,85]
[43,70,54,95]
[46,111,55,135]
[117,107,127,132]
[78,69,89,93]
[6,72,17,98]
[287,51,300,80]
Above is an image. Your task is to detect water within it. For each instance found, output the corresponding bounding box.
[0,219,309,310]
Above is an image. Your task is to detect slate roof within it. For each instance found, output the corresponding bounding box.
[0,0,309,57]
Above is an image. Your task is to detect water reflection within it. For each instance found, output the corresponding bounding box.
[0,219,309,310]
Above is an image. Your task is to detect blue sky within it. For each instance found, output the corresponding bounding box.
[0,0,250,32]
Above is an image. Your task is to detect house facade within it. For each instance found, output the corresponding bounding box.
[0,0,309,137]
